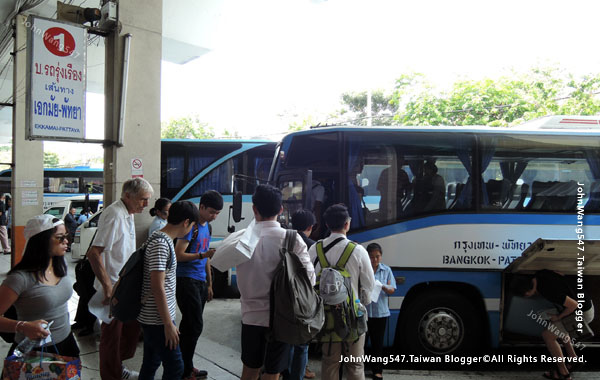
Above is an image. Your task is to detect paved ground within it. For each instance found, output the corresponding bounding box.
[1,252,600,379]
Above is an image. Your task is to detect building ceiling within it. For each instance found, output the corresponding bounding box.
[0,0,223,142]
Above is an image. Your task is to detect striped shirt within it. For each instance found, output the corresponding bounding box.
[137,231,177,325]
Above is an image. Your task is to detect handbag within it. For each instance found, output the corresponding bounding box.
[2,345,81,380]
[562,313,594,342]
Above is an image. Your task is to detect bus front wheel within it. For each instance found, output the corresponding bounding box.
[401,291,483,355]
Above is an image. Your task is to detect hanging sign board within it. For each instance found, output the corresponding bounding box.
[26,16,87,141]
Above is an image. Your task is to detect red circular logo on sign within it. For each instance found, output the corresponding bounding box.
[43,27,76,57]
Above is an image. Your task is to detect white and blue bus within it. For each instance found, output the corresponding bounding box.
[162,139,277,296]
[0,166,104,209]
[269,115,600,354]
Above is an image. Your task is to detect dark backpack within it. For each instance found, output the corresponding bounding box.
[73,230,98,299]
[110,234,174,322]
[0,306,17,343]
[269,229,324,345]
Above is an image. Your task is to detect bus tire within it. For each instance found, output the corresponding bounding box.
[211,268,228,298]
[401,291,483,355]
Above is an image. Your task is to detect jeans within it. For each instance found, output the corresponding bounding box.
[176,277,208,376]
[283,344,308,380]
[139,323,183,380]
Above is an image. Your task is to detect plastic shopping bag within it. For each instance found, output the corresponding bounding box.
[3,350,81,380]
[211,219,259,272]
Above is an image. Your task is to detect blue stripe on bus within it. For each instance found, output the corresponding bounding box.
[349,213,600,242]
[44,193,100,197]
[172,143,271,202]
[488,311,500,347]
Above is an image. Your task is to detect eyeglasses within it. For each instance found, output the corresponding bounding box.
[53,234,70,242]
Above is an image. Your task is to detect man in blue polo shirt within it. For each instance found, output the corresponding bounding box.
[175,190,223,380]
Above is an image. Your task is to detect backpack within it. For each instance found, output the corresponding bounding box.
[184,223,212,253]
[315,238,366,345]
[73,230,98,300]
[0,306,17,343]
[110,233,174,322]
[269,229,324,345]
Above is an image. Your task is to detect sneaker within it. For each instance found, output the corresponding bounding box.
[304,367,316,379]
[186,368,207,379]
[122,367,139,380]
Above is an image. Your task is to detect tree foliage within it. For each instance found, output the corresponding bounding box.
[391,68,600,126]
[44,152,60,168]
[161,116,215,139]
[335,90,396,126]
[288,115,319,132]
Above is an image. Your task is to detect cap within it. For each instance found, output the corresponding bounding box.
[24,214,64,241]
[291,209,316,231]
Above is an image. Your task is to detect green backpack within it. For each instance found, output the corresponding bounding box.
[315,239,366,345]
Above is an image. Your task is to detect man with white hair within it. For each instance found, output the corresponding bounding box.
[88,178,153,380]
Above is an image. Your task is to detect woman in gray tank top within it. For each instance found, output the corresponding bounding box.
[0,214,79,358]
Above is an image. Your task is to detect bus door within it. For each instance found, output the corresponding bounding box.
[501,239,600,345]
[275,169,313,227]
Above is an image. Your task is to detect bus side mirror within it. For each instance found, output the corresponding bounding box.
[232,191,243,222]
[227,191,244,233]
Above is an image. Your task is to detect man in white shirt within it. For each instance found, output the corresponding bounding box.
[308,204,375,380]
[237,184,315,380]
[88,178,153,380]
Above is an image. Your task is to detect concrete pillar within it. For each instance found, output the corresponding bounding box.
[11,14,44,265]
[104,0,162,245]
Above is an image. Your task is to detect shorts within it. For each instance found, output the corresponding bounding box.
[241,323,291,374]
[551,302,595,336]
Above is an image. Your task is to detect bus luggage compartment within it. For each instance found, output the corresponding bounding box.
[501,239,600,346]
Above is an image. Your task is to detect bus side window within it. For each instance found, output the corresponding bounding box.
[482,135,594,212]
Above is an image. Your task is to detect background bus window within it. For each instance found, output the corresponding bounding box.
[45,177,79,193]
[183,157,239,199]
[83,178,103,194]
[482,135,597,212]
[164,155,185,198]
[161,141,242,200]
[234,145,275,195]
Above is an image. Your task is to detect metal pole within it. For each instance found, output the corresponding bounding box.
[117,33,132,147]
[366,89,372,126]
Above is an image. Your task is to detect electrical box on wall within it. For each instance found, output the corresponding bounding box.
[98,1,117,31]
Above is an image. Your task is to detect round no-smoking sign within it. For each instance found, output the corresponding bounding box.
[131,158,143,178]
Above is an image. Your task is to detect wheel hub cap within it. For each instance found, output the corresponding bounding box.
[419,309,463,353]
